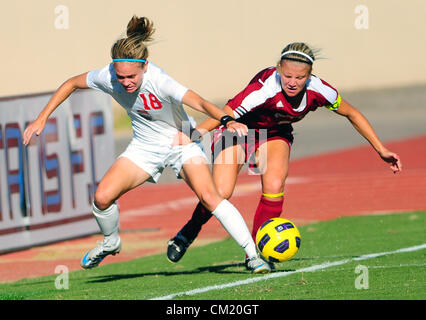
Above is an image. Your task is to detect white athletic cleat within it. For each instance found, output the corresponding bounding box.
[245,256,275,271]
[80,236,121,269]
[246,256,271,274]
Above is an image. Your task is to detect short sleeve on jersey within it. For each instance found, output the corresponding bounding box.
[307,76,341,111]
[158,76,188,104]
[86,64,114,94]
[325,94,341,111]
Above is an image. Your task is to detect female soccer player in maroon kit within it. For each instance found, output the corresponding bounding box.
[167,42,402,268]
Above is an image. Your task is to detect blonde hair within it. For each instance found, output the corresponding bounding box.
[111,16,155,64]
[277,42,320,73]
[280,42,318,63]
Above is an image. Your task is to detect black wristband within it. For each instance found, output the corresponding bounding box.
[220,115,235,127]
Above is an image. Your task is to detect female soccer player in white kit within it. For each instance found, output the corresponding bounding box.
[23,16,270,273]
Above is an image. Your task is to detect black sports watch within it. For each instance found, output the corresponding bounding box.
[220,115,236,127]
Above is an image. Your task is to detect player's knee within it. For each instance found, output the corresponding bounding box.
[262,177,285,195]
[198,190,222,212]
[94,188,115,210]
[216,186,233,200]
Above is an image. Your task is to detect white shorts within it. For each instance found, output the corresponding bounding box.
[118,138,208,183]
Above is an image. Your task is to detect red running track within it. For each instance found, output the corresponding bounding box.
[0,135,425,282]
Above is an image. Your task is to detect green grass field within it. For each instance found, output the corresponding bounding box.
[0,211,424,300]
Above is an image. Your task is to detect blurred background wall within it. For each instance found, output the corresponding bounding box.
[2,0,426,101]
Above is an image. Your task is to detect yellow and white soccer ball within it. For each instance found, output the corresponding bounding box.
[256,218,301,262]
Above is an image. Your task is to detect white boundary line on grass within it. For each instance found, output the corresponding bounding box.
[150,243,426,300]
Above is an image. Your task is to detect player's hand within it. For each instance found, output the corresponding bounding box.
[23,119,46,145]
[379,149,402,173]
[226,121,248,137]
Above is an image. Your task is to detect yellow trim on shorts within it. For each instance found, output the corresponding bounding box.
[262,192,284,198]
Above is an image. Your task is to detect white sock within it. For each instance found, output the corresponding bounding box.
[212,199,258,259]
[92,202,120,242]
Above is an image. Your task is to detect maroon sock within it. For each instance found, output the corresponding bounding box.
[251,196,284,242]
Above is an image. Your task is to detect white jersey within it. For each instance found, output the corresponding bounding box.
[86,62,190,145]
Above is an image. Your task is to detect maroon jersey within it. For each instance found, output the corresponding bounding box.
[227,67,341,130]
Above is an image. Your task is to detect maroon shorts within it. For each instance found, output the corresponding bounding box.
[211,125,294,174]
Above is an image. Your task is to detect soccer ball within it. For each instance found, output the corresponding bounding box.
[256,218,301,262]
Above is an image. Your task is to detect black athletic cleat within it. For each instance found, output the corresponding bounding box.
[167,234,190,263]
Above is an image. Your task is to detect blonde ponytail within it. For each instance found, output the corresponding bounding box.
[111,15,155,64]
[126,15,155,41]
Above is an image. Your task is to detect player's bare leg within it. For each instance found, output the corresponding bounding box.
[243,139,290,270]
[166,145,243,262]
[175,155,270,273]
[252,139,290,238]
[81,157,151,269]
[212,144,246,200]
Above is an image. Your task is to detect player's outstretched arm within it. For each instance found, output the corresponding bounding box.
[182,90,247,137]
[23,73,89,145]
[195,105,237,134]
[334,98,402,173]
